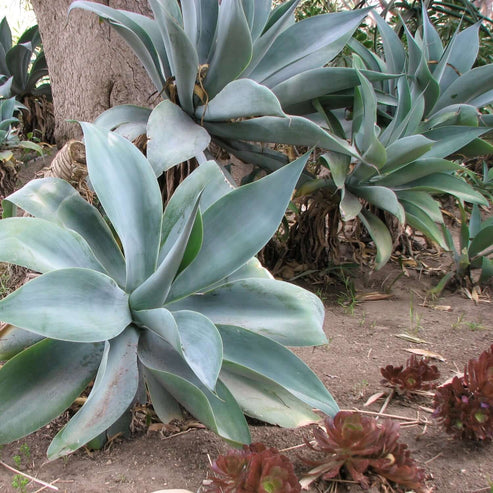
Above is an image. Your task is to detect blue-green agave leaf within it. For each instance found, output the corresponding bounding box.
[196,79,284,121]
[421,104,479,131]
[382,135,435,171]
[173,310,223,391]
[191,0,218,63]
[205,115,358,157]
[205,0,253,98]
[421,5,443,63]
[168,152,309,300]
[147,100,210,175]
[218,325,338,416]
[250,9,368,87]
[47,327,140,459]
[352,71,386,167]
[0,217,106,274]
[376,158,460,187]
[6,43,31,94]
[4,178,126,286]
[251,0,275,40]
[402,202,448,249]
[434,23,480,91]
[358,209,392,269]
[131,192,201,310]
[321,151,350,190]
[220,364,320,426]
[0,268,131,343]
[0,339,103,445]
[434,64,493,113]
[0,324,44,361]
[371,12,406,75]
[159,161,234,264]
[349,185,405,224]
[167,277,325,346]
[70,1,167,89]
[397,190,443,223]
[143,368,183,423]
[422,126,490,159]
[340,189,362,221]
[149,0,198,113]
[139,332,251,445]
[94,104,151,131]
[396,173,488,205]
[81,122,162,291]
[469,226,493,258]
[272,67,396,109]
[133,307,181,354]
[243,0,299,77]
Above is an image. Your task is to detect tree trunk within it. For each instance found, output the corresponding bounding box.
[30,0,157,147]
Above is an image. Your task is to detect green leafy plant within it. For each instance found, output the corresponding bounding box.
[0,97,41,156]
[0,108,338,459]
[300,411,427,491]
[442,203,493,287]
[0,97,42,197]
[433,344,493,441]
[381,355,440,396]
[70,0,388,174]
[0,18,51,100]
[11,474,29,493]
[203,442,301,493]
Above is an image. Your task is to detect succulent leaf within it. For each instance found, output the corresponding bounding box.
[0,339,103,444]
[47,327,140,460]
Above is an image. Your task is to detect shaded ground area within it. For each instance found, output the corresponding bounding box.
[1,264,492,492]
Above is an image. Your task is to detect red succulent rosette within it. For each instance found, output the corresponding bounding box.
[303,411,426,491]
[381,355,440,395]
[433,345,493,441]
[204,442,301,493]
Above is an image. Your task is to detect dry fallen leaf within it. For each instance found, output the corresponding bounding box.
[432,305,453,312]
[364,391,386,407]
[403,348,446,361]
[395,334,429,344]
[357,292,394,301]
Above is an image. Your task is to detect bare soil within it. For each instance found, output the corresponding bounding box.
[0,263,492,493]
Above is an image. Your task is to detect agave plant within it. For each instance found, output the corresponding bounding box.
[203,442,301,493]
[300,411,426,491]
[68,0,394,173]
[348,6,493,153]
[0,18,51,100]
[292,67,488,269]
[433,344,493,441]
[0,104,338,459]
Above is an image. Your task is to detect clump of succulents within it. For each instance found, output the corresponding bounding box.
[433,344,493,441]
[301,411,426,491]
[381,355,441,396]
[203,442,301,493]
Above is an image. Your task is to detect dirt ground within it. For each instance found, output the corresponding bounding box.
[0,260,492,493]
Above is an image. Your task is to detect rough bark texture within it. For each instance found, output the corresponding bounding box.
[30,0,157,146]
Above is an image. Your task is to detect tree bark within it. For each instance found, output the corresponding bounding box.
[30,0,157,146]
